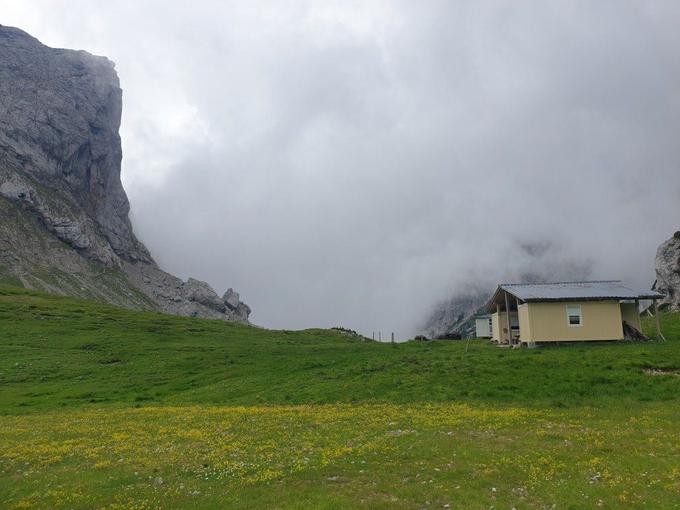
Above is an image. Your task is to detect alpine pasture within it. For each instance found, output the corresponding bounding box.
[2,285,680,509]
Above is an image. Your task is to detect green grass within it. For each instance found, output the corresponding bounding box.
[2,284,680,411]
[1,284,680,508]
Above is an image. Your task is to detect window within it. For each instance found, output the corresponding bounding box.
[566,304,582,327]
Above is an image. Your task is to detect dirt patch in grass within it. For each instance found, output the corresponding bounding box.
[644,367,680,377]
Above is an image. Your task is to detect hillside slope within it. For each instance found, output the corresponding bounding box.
[0,25,250,322]
[2,287,680,509]
[1,284,679,412]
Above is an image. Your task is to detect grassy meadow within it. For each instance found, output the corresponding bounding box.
[2,284,680,508]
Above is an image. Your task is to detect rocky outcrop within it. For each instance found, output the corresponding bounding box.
[655,231,680,311]
[421,289,489,339]
[0,25,250,323]
[223,288,251,318]
[121,265,250,321]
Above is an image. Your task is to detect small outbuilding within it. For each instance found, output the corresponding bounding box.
[484,281,663,345]
[474,314,493,338]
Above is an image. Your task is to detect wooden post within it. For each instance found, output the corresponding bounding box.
[496,303,501,343]
[504,291,512,345]
[391,332,395,343]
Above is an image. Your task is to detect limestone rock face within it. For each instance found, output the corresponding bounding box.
[0,25,250,323]
[0,26,147,262]
[223,289,251,320]
[223,288,241,310]
[185,278,227,313]
[421,290,489,339]
[655,232,680,311]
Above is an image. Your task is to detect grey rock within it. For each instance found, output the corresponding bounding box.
[421,290,489,339]
[0,179,35,204]
[0,25,147,263]
[655,232,680,311]
[0,171,117,263]
[49,217,91,249]
[0,25,251,324]
[234,301,252,321]
[185,278,226,312]
[223,288,241,310]
[222,287,251,320]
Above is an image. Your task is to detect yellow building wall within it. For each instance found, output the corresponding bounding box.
[491,312,500,341]
[491,311,518,343]
[524,301,623,342]
[620,302,641,331]
[518,304,532,342]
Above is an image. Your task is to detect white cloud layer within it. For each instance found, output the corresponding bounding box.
[3,1,680,337]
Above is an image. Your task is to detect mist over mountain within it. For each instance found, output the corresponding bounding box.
[421,240,594,337]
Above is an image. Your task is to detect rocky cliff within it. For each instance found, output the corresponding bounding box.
[0,25,250,322]
[655,231,680,311]
[421,289,489,338]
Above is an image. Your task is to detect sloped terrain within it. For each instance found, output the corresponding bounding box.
[1,285,680,410]
[2,287,680,508]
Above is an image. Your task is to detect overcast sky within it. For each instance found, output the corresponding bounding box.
[3,1,680,337]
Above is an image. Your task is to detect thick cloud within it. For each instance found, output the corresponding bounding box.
[3,1,680,337]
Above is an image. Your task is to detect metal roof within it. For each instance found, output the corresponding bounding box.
[497,280,663,302]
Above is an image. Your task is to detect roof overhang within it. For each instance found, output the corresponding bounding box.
[484,281,664,313]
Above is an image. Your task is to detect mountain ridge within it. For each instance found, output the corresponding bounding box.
[0,25,250,322]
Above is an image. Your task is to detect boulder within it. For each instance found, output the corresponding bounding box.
[185,278,226,312]
[235,302,252,321]
[223,288,241,310]
[655,232,680,310]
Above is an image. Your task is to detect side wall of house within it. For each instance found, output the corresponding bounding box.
[491,311,518,342]
[491,313,500,341]
[475,318,492,338]
[518,304,532,342]
[620,302,641,331]
[524,301,624,342]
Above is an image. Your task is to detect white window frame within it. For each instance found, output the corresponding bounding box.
[566,304,582,327]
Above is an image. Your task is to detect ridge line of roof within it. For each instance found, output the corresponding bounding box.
[499,280,622,287]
